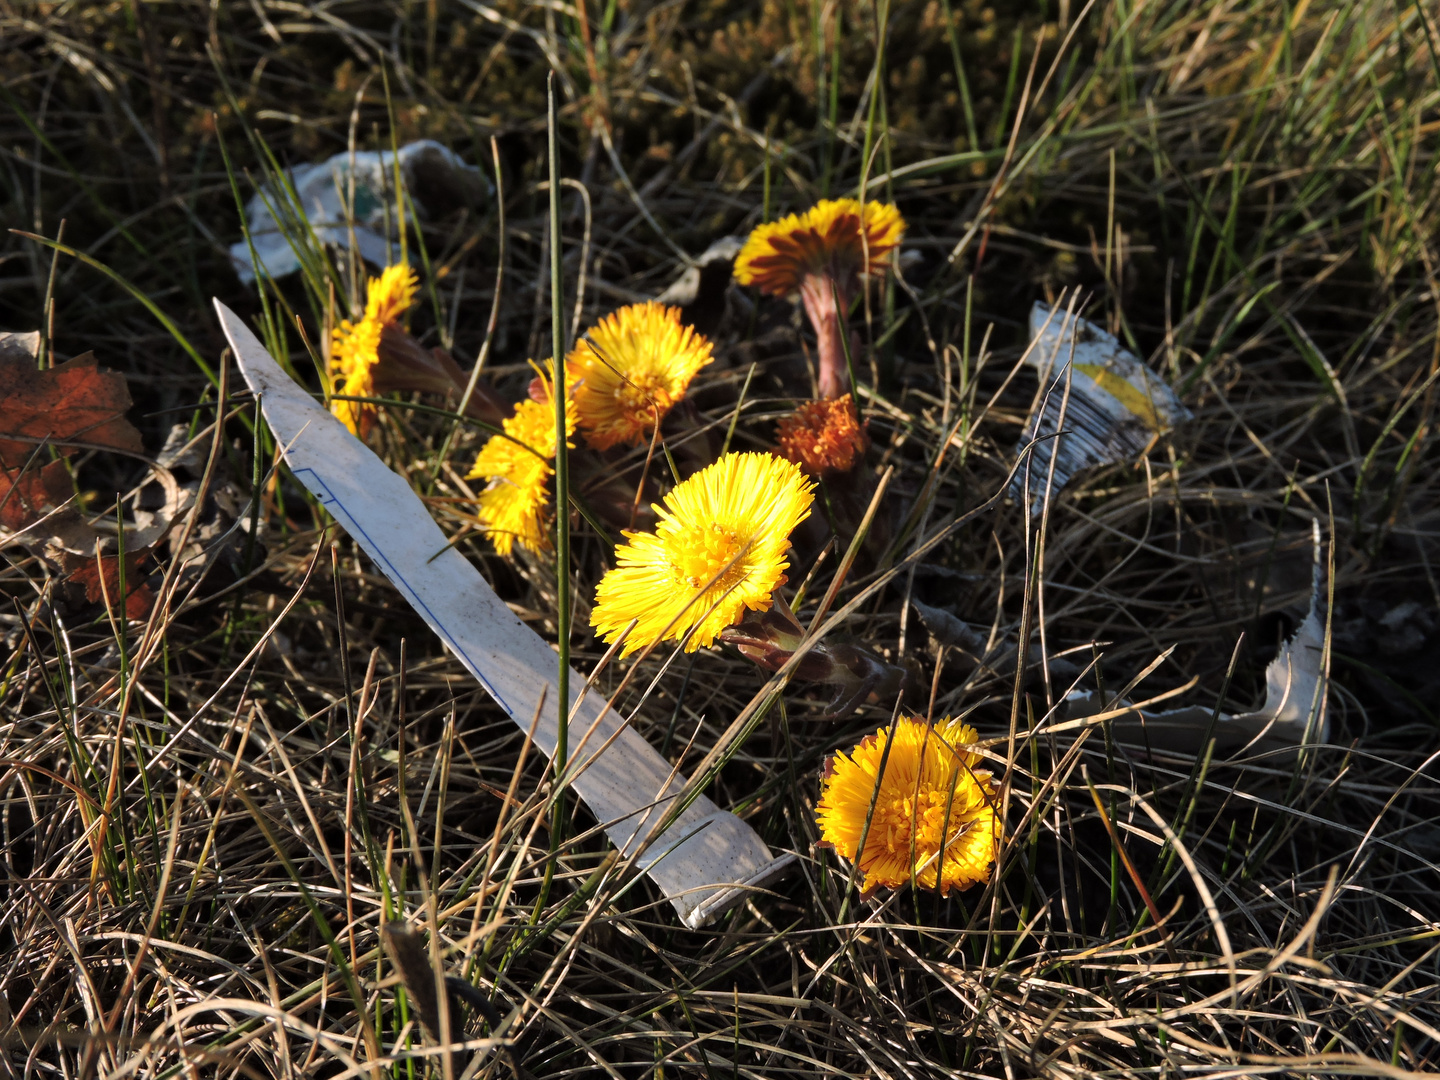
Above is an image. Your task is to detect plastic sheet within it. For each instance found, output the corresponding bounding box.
[1014,302,1192,514]
[229,140,489,283]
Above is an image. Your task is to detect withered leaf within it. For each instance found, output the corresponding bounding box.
[59,548,155,620]
[0,460,73,532]
[0,346,155,619]
[0,351,144,468]
[910,599,986,653]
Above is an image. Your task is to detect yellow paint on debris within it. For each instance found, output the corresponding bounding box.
[1075,363,1164,431]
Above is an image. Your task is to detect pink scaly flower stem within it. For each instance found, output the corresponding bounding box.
[800,273,853,400]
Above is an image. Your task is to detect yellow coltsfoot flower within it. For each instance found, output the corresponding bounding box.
[364,264,419,327]
[590,451,814,655]
[330,315,383,439]
[734,199,904,297]
[467,362,577,556]
[329,264,420,437]
[734,199,904,399]
[473,450,553,556]
[817,716,1001,897]
[567,302,714,450]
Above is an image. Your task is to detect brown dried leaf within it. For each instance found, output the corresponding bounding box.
[0,351,144,468]
[0,460,73,531]
[57,548,155,620]
[0,346,154,618]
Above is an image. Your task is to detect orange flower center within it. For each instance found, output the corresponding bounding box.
[614,372,668,419]
[872,787,956,858]
[670,523,747,591]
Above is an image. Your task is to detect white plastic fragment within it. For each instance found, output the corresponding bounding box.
[1013,302,1193,512]
[654,236,744,307]
[215,300,794,927]
[0,330,40,361]
[1062,520,1329,759]
[229,140,490,284]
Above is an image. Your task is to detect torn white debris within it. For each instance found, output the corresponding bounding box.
[1063,520,1329,759]
[1013,302,1192,512]
[229,140,490,283]
[654,236,747,336]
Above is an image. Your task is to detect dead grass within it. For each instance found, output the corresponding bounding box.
[3,0,1440,1077]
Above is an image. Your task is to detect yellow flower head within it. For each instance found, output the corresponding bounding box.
[734,199,905,298]
[817,716,1001,897]
[330,315,383,438]
[591,452,814,655]
[329,264,420,437]
[775,393,869,476]
[567,302,714,450]
[365,263,420,326]
[473,451,552,556]
[467,362,578,556]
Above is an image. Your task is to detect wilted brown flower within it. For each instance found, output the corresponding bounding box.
[775,394,869,476]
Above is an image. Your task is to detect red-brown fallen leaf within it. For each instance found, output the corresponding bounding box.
[0,460,73,532]
[0,344,154,618]
[58,548,155,620]
[0,351,144,469]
